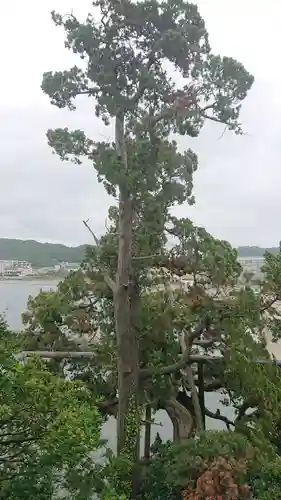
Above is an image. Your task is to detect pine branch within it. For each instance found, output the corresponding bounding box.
[83,219,116,293]
[141,316,210,378]
[204,407,234,430]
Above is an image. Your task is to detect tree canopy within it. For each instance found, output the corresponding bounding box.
[21,225,281,498]
[0,317,105,499]
[40,0,254,478]
[18,0,281,498]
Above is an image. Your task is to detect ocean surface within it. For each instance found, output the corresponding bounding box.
[0,279,234,450]
[0,279,58,330]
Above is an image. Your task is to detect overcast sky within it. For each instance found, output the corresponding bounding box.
[0,0,280,247]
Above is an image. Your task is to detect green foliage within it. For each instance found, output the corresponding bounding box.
[20,215,281,498]
[137,434,181,500]
[41,0,254,210]
[101,452,133,499]
[139,431,281,500]
[249,457,281,500]
[43,0,253,129]
[152,432,255,489]
[38,0,255,408]
[123,397,141,456]
[0,317,105,499]
[0,238,86,267]
[22,214,281,434]
[36,0,274,496]
[138,432,254,499]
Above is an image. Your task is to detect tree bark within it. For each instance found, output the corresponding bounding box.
[165,398,194,442]
[144,405,151,460]
[185,366,204,433]
[115,114,140,458]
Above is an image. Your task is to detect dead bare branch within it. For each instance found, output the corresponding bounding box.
[83,219,116,293]
[21,351,96,359]
[204,407,234,430]
[260,295,279,312]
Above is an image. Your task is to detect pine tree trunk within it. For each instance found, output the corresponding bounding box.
[144,405,152,460]
[115,115,140,459]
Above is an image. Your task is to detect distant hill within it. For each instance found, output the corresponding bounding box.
[0,239,278,268]
[238,246,279,257]
[0,238,87,268]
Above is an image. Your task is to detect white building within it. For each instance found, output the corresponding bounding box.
[54,262,80,273]
[0,260,32,276]
[238,256,265,275]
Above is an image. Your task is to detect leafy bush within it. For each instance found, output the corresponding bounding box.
[249,458,281,500]
[182,456,251,500]
[0,316,105,500]
[137,431,281,500]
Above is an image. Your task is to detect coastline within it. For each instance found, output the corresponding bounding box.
[0,275,63,282]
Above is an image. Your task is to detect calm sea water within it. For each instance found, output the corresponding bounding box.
[0,279,59,330]
[0,279,233,450]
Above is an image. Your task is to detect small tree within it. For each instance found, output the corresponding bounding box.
[0,317,105,499]
[22,227,281,439]
[41,0,253,474]
[22,221,281,497]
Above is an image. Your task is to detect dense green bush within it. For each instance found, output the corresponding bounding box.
[137,431,281,500]
[137,435,181,500]
[249,458,281,500]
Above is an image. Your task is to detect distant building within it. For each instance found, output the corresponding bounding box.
[36,267,55,275]
[0,260,32,276]
[0,261,8,274]
[54,262,80,272]
[67,262,80,270]
[238,256,265,275]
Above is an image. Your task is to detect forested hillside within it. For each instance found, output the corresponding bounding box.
[0,238,86,267]
[238,246,279,257]
[0,238,277,267]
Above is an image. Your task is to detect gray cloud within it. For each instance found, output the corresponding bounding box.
[0,105,111,245]
[0,0,281,247]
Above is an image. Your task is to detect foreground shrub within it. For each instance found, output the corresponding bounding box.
[182,455,250,500]
[137,431,281,500]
